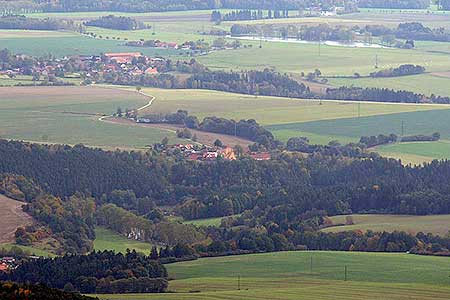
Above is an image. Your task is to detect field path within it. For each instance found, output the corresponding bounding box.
[0,194,34,243]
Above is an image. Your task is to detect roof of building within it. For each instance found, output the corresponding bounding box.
[104,52,142,57]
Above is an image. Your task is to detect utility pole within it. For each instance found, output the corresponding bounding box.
[310,256,313,273]
[358,102,361,118]
[344,266,348,281]
[234,121,237,137]
[318,38,321,56]
[238,274,241,290]
[401,120,404,137]
[375,55,379,69]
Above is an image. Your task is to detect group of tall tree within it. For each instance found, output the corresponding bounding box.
[84,15,146,30]
[1,250,168,293]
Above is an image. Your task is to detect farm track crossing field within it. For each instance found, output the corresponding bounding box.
[322,214,450,236]
[0,86,182,148]
[96,251,450,300]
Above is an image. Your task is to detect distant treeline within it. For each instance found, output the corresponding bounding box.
[211,9,290,22]
[369,64,425,78]
[2,0,357,13]
[357,0,429,9]
[84,15,146,30]
[0,282,98,300]
[140,111,277,147]
[365,22,450,43]
[359,133,440,148]
[1,250,168,294]
[0,15,77,30]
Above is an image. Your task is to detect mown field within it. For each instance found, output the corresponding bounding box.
[94,227,155,255]
[322,214,450,236]
[96,251,450,300]
[0,86,181,148]
[0,32,181,57]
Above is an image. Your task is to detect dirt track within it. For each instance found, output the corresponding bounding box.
[0,195,34,243]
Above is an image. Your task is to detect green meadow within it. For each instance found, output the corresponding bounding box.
[94,227,155,255]
[322,214,450,236]
[0,86,181,149]
[96,251,450,300]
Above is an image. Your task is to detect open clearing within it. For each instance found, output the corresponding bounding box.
[322,214,450,236]
[0,195,33,243]
[96,251,450,300]
[94,227,154,255]
[0,86,182,148]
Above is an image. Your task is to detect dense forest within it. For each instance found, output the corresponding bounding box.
[0,282,98,300]
[3,139,450,221]
[1,250,168,293]
[2,139,450,260]
[364,22,450,43]
[84,15,146,30]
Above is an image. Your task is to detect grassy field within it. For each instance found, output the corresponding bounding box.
[322,214,450,236]
[0,243,54,257]
[0,32,181,57]
[94,227,155,254]
[135,88,449,125]
[328,73,450,97]
[377,141,450,163]
[0,86,181,148]
[268,108,450,141]
[96,251,450,300]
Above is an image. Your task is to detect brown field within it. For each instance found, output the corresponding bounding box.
[431,71,450,79]
[0,195,34,243]
[103,117,253,148]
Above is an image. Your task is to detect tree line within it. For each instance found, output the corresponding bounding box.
[0,250,168,294]
[357,0,430,9]
[84,15,146,30]
[369,64,425,78]
[0,282,98,300]
[0,15,78,30]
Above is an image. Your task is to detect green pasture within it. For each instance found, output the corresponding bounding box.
[268,108,450,140]
[96,251,450,300]
[328,73,450,97]
[0,86,181,149]
[323,214,450,236]
[197,39,450,76]
[0,32,181,57]
[377,141,450,163]
[0,243,54,257]
[94,227,155,255]
[137,87,447,125]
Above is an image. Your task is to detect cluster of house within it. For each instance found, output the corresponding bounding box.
[0,51,164,81]
[0,257,16,272]
[101,52,159,75]
[169,144,271,161]
[125,40,184,50]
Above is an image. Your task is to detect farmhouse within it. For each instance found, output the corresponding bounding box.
[104,52,142,64]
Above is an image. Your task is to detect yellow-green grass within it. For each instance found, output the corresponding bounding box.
[96,251,450,300]
[197,38,450,76]
[268,109,450,142]
[0,243,55,257]
[0,85,182,149]
[132,87,449,126]
[182,214,241,227]
[376,140,450,163]
[328,73,450,97]
[94,227,154,255]
[322,214,450,236]
[0,75,82,86]
[0,32,180,57]
[0,29,75,38]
